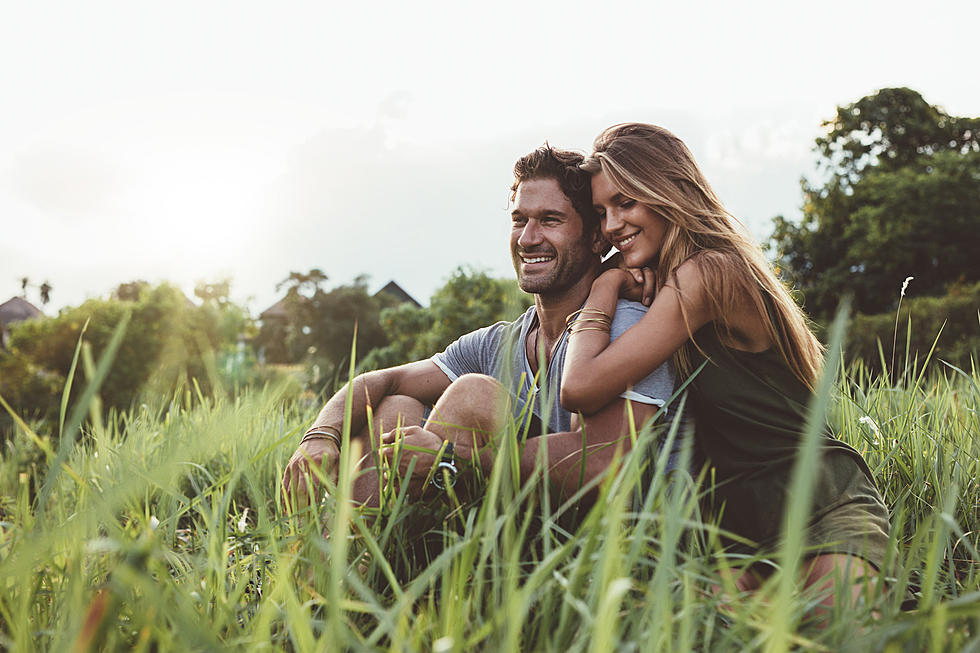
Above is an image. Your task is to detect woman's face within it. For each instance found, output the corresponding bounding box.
[591,170,668,269]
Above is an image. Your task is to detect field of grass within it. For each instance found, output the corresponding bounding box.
[1,324,979,651]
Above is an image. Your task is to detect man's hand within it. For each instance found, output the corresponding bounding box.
[281,438,340,507]
[381,426,446,499]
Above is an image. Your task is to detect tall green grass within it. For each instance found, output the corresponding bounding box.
[0,330,978,651]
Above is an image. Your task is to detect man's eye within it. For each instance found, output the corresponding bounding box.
[512,217,527,226]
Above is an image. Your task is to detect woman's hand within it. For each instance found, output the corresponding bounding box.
[596,267,655,306]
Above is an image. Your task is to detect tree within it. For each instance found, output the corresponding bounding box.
[0,283,252,439]
[814,87,979,188]
[257,271,392,382]
[194,278,232,305]
[275,269,328,298]
[113,280,149,302]
[39,281,52,306]
[768,88,980,318]
[360,267,532,370]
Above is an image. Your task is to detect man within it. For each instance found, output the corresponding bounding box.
[282,145,675,506]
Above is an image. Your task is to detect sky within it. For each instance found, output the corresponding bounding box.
[2,0,978,315]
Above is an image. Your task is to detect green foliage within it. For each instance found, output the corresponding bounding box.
[768,88,980,318]
[814,87,979,185]
[1,330,980,650]
[255,273,391,383]
[0,283,250,441]
[846,280,980,372]
[361,267,532,370]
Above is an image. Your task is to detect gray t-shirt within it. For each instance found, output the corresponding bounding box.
[431,300,675,434]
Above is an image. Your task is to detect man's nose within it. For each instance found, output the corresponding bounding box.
[517,221,541,249]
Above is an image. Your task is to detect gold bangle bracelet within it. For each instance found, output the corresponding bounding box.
[569,326,612,334]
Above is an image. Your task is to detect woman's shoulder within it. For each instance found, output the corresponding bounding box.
[682,249,746,275]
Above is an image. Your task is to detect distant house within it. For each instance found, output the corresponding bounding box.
[258,296,291,322]
[255,280,421,364]
[0,296,43,349]
[258,280,421,322]
[374,281,421,308]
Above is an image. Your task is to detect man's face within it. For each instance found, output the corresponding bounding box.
[510,178,600,295]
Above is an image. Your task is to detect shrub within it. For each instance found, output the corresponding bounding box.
[846,280,980,372]
[0,283,248,442]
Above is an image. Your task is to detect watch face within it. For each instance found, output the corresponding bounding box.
[432,461,458,489]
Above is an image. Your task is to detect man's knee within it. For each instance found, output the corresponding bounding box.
[441,374,504,403]
[362,395,425,440]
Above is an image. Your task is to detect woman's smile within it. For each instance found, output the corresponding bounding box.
[591,170,668,268]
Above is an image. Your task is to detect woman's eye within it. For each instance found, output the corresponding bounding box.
[621,199,635,209]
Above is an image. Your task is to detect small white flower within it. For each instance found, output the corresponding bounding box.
[149,515,160,530]
[433,637,454,653]
[901,276,914,297]
[858,416,880,438]
[237,508,249,533]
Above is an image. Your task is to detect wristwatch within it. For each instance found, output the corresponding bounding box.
[430,441,458,490]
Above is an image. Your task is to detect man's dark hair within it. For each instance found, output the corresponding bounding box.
[510,144,599,233]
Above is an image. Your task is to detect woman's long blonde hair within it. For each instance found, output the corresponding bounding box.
[582,123,823,388]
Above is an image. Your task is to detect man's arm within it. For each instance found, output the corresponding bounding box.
[281,360,451,502]
[382,374,661,503]
[519,398,661,502]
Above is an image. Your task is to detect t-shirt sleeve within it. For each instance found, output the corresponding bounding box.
[430,322,503,381]
[611,300,676,411]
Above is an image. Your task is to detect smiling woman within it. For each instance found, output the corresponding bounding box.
[561,122,892,618]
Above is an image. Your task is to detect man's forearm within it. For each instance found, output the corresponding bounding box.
[306,361,451,445]
[517,430,631,501]
[308,370,396,441]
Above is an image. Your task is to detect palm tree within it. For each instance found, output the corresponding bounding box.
[39,281,52,306]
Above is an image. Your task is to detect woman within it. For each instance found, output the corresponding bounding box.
[560,123,890,606]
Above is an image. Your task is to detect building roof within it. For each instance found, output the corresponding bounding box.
[259,280,422,321]
[258,297,292,320]
[0,296,43,326]
[375,281,421,308]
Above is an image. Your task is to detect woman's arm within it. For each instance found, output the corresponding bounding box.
[561,261,714,414]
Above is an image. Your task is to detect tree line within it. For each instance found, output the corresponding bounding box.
[2,87,977,440]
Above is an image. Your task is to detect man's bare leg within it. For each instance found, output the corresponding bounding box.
[349,395,425,505]
[422,374,509,465]
[419,373,631,504]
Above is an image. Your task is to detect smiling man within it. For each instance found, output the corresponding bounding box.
[282,145,676,506]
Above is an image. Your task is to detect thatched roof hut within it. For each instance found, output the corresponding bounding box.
[0,296,43,348]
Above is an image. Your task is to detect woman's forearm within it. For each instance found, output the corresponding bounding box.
[561,271,629,413]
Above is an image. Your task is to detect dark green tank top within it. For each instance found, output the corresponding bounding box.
[688,324,876,544]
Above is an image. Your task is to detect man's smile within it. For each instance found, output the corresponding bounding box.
[519,252,556,264]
